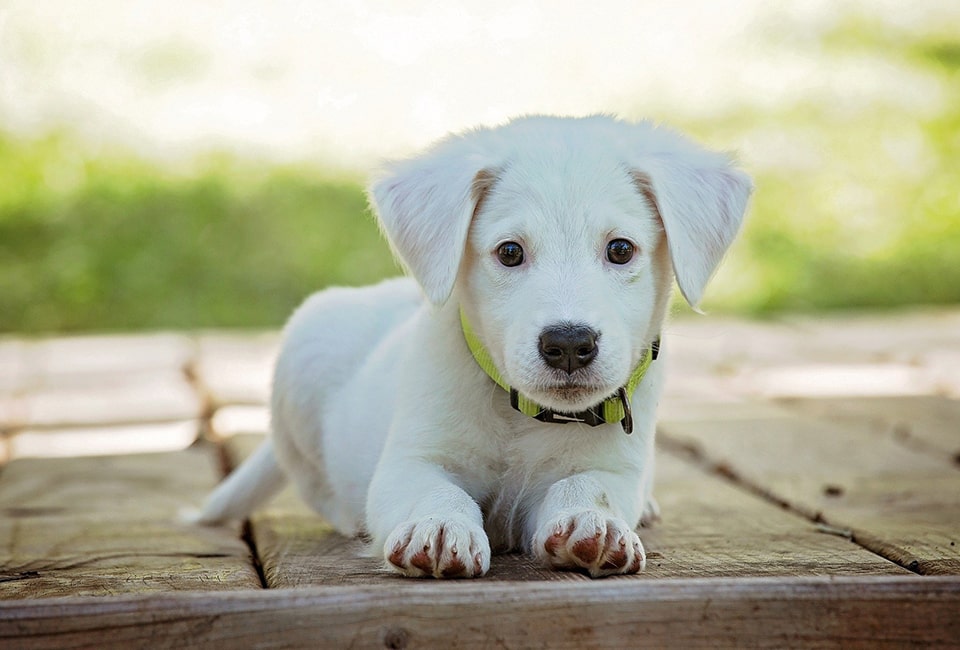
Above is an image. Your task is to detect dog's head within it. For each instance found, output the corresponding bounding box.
[369,116,751,413]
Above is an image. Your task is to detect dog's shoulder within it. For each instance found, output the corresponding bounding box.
[275,277,423,384]
[285,277,421,332]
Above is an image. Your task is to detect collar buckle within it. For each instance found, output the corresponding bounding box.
[616,387,634,434]
[510,388,631,433]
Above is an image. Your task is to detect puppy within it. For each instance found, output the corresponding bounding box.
[195,115,751,578]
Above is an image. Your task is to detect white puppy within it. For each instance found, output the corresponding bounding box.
[196,115,751,578]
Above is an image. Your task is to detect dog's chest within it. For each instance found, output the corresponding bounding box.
[478,424,602,551]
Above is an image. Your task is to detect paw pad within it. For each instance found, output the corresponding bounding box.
[535,512,645,577]
[383,517,490,579]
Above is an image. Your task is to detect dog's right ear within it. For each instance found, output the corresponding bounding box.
[368,143,496,305]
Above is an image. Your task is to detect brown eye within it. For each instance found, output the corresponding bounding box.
[497,241,524,267]
[606,239,635,265]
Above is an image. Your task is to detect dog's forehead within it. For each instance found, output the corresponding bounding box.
[475,149,648,238]
[507,152,625,195]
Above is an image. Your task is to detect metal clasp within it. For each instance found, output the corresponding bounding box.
[617,387,634,434]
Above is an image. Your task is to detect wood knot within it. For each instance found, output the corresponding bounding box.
[822,484,844,498]
[382,627,410,649]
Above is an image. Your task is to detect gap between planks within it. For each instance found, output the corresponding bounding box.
[657,433,891,566]
[211,434,270,590]
[657,431,945,577]
[657,397,960,577]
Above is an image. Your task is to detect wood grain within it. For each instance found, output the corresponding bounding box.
[646,442,909,578]
[659,401,960,575]
[0,334,200,434]
[779,395,960,462]
[13,371,202,431]
[193,332,278,407]
[0,443,263,599]
[1,311,959,648]
[1,576,956,649]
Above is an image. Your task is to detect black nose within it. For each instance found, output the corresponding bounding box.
[539,324,599,373]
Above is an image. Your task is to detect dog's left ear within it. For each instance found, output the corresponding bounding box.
[631,148,752,309]
[369,143,496,305]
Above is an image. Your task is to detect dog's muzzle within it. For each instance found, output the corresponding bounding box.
[461,310,659,434]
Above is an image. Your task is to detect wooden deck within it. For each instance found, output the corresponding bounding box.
[1,310,959,648]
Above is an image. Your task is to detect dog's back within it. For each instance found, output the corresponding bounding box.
[270,277,423,532]
[194,277,422,528]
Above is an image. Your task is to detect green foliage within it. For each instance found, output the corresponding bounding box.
[691,15,960,315]
[0,134,397,332]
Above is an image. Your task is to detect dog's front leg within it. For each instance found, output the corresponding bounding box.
[530,471,646,578]
[368,461,491,579]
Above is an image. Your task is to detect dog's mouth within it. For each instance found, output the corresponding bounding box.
[533,376,615,412]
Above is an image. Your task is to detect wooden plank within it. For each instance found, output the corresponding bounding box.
[659,401,960,575]
[193,333,278,407]
[0,576,957,649]
[664,310,960,403]
[0,338,26,394]
[661,318,811,403]
[0,443,263,599]
[0,333,195,394]
[8,421,199,459]
[226,432,906,588]
[251,506,581,586]
[645,444,909,578]
[12,371,202,431]
[224,434,386,587]
[778,395,960,463]
[0,334,201,433]
[210,405,270,439]
[784,309,960,363]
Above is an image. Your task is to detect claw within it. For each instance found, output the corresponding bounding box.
[383,518,490,579]
[536,513,645,577]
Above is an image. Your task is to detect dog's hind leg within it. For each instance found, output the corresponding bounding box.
[189,439,287,524]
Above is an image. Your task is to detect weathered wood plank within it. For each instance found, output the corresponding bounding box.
[210,405,270,439]
[0,333,201,434]
[646,443,909,578]
[0,576,957,649]
[193,333,278,407]
[0,333,195,394]
[223,434,386,586]
[784,309,960,362]
[8,421,199,459]
[0,443,262,599]
[225,431,906,588]
[659,401,960,575]
[10,371,202,431]
[778,395,960,463]
[664,310,960,402]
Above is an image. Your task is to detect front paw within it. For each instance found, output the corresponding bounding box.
[384,516,490,578]
[533,511,645,577]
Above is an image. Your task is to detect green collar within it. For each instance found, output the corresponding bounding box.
[460,310,658,434]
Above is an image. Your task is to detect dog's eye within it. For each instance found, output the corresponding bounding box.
[606,239,635,265]
[497,241,525,267]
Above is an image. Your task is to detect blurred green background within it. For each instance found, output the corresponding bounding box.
[0,145,397,331]
[1,5,958,333]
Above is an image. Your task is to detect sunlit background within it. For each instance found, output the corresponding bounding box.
[2,0,959,332]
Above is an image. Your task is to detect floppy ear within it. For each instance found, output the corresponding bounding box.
[631,151,752,308]
[368,142,496,305]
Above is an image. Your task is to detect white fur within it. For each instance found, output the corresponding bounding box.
[195,115,751,578]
